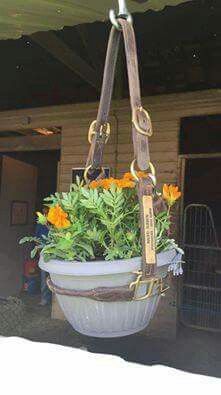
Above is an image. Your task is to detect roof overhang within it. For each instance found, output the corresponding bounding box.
[0,0,192,40]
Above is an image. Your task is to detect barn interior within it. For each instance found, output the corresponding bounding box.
[0,0,221,305]
[0,0,221,371]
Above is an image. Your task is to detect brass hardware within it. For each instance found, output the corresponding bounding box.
[83,165,105,184]
[130,159,156,186]
[132,106,153,137]
[88,120,110,144]
[129,274,169,301]
[158,279,170,296]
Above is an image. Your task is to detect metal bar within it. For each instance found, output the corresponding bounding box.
[118,0,129,16]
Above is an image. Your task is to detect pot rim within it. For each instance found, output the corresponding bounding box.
[39,248,177,276]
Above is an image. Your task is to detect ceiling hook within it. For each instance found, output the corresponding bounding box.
[109,0,133,30]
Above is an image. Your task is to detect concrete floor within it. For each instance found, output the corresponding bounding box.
[1,293,221,378]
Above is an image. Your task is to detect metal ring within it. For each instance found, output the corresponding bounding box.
[109,10,133,31]
[84,165,105,184]
[132,106,153,137]
[130,159,156,186]
[88,120,110,144]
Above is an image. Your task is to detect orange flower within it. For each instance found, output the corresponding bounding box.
[163,184,181,207]
[89,179,103,189]
[89,176,135,189]
[90,178,116,189]
[123,172,134,181]
[47,204,71,229]
[116,179,135,188]
[123,171,148,181]
[137,171,148,179]
[101,178,117,189]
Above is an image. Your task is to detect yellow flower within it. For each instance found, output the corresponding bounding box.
[47,205,71,229]
[163,184,181,207]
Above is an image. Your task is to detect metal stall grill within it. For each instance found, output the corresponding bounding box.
[179,204,221,331]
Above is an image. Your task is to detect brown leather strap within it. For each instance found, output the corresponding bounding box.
[47,277,169,302]
[86,20,151,172]
[118,19,156,277]
[119,18,151,170]
[85,19,157,279]
[86,27,121,170]
[47,277,134,302]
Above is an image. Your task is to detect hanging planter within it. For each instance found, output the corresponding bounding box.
[20,2,184,338]
[39,249,179,338]
[21,178,183,338]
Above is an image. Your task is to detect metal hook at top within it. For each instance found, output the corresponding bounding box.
[109,0,133,30]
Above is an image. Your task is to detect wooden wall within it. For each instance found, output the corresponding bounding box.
[0,88,219,192]
[59,89,221,193]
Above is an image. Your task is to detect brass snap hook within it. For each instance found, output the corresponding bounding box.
[129,275,170,301]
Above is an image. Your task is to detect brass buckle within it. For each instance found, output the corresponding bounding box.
[129,273,169,301]
[88,120,110,144]
[132,106,153,137]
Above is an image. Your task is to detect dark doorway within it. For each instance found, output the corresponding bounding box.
[3,150,60,212]
[183,157,221,239]
[180,114,221,155]
[179,115,221,332]
[0,149,60,302]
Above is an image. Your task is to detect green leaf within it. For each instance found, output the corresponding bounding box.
[31,246,39,258]
[36,212,47,225]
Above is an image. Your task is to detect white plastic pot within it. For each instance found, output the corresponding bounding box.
[39,249,176,338]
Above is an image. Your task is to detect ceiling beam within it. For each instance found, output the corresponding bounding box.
[31,31,101,91]
[0,134,61,152]
[76,25,103,75]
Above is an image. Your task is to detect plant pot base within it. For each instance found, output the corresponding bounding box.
[72,322,148,338]
[56,292,159,338]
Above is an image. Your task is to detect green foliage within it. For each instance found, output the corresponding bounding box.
[21,182,176,262]
[36,212,47,225]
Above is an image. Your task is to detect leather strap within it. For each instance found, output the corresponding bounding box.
[119,21,156,277]
[47,277,169,302]
[47,277,134,302]
[86,20,151,171]
[119,18,151,170]
[85,19,157,279]
[86,27,121,169]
